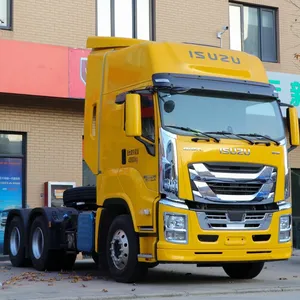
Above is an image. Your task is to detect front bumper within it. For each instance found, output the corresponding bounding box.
[157,199,292,263]
[157,247,291,263]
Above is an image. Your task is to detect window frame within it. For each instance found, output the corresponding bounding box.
[0,0,13,30]
[120,90,156,157]
[229,2,278,63]
[0,131,27,209]
[96,0,156,40]
[140,92,155,143]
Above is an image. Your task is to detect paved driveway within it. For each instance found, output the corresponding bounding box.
[0,252,300,300]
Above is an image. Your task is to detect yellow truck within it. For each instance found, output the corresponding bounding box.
[3,37,300,283]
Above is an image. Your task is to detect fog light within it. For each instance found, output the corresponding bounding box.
[164,213,187,244]
[166,231,187,242]
[279,215,291,243]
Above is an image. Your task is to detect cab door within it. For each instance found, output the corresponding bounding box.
[118,90,159,227]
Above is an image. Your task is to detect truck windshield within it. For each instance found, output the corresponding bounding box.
[158,90,285,142]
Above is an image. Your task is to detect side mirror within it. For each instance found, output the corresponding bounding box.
[287,107,300,146]
[125,94,142,137]
[164,100,175,113]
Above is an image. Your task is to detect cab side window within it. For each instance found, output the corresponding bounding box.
[140,94,155,142]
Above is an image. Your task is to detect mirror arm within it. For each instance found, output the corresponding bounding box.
[279,102,293,108]
[288,145,297,153]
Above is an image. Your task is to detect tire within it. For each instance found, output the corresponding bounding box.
[29,216,60,271]
[92,251,109,270]
[60,252,77,270]
[223,262,264,280]
[146,262,159,269]
[106,215,148,283]
[7,216,29,267]
[92,251,98,265]
[63,187,96,204]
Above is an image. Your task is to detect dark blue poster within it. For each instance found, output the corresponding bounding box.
[0,158,23,253]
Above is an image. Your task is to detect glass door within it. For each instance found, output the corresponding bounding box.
[0,132,26,254]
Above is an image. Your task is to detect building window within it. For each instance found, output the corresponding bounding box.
[229,3,277,63]
[0,0,12,30]
[291,169,300,218]
[0,132,26,254]
[96,0,154,40]
[82,136,96,187]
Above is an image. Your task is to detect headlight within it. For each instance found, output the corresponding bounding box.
[164,213,187,244]
[279,215,291,243]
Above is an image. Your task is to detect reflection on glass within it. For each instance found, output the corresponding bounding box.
[0,0,8,27]
[0,134,23,155]
[261,10,276,62]
[229,5,242,51]
[114,0,133,38]
[137,0,150,40]
[50,184,74,208]
[97,0,111,36]
[243,6,259,57]
[158,91,285,142]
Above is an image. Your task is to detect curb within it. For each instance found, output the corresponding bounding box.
[29,286,300,300]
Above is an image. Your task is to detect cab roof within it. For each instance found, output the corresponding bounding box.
[86,37,269,93]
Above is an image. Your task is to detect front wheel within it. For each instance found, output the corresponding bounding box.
[106,215,148,283]
[223,262,264,279]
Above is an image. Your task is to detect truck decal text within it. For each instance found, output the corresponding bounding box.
[189,51,241,64]
[219,147,251,155]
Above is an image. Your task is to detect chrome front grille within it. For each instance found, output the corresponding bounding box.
[207,182,262,195]
[189,162,277,204]
[197,211,273,230]
[203,162,263,174]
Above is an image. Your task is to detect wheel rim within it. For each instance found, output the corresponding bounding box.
[32,227,44,259]
[10,227,20,256]
[110,229,129,270]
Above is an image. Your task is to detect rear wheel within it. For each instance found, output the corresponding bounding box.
[29,216,60,271]
[7,216,29,267]
[106,215,148,283]
[223,262,264,279]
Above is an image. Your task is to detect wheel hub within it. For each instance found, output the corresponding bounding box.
[110,230,129,270]
[10,227,21,256]
[32,227,44,259]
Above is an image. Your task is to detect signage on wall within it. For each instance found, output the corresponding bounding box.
[2,39,300,118]
[44,181,76,208]
[80,58,88,85]
[267,71,300,117]
[68,48,90,99]
[0,158,23,254]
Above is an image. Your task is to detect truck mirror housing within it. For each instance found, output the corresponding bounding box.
[125,94,142,137]
[287,107,300,146]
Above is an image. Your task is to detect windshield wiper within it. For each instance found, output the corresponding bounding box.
[236,133,280,146]
[203,131,255,145]
[165,126,220,142]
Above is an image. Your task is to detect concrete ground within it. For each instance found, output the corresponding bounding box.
[0,251,300,300]
[154,292,300,300]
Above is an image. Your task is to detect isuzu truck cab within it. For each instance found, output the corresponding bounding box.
[3,37,300,283]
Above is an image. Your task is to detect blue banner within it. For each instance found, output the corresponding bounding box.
[0,158,23,254]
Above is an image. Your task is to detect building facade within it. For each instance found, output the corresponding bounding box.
[1,0,300,249]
